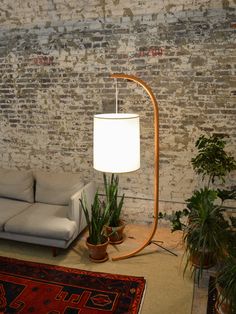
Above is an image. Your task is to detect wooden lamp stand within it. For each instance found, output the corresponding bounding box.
[110,73,161,261]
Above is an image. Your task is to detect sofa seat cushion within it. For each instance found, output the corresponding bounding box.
[0,168,34,203]
[4,203,77,241]
[0,198,31,231]
[35,171,84,206]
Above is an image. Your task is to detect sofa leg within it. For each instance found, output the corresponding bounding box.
[52,247,58,257]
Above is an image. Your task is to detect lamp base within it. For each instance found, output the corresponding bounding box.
[111,240,177,261]
[148,240,178,257]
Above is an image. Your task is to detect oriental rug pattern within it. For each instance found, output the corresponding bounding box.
[0,256,146,314]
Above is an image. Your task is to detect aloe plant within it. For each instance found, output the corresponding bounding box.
[80,191,111,245]
[103,173,125,227]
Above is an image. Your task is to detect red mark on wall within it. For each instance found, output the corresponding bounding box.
[231,23,236,28]
[129,47,164,59]
[33,56,54,65]
[138,47,164,57]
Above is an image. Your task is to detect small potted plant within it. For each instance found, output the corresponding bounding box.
[80,191,111,262]
[103,173,125,244]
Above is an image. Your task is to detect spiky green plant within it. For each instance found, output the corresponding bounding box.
[226,229,236,258]
[103,173,125,227]
[215,226,236,313]
[80,191,111,245]
[184,188,229,280]
[216,254,236,314]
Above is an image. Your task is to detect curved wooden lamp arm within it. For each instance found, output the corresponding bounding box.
[111,73,159,261]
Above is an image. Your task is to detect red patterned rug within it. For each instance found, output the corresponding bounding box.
[0,256,146,314]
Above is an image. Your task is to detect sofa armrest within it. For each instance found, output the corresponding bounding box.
[68,181,96,232]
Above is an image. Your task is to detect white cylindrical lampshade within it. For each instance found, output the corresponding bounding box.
[93,113,140,173]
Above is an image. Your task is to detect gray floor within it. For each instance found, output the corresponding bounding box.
[192,268,217,314]
[1,223,219,314]
[0,225,194,314]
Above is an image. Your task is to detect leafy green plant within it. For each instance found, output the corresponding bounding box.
[103,173,125,227]
[160,134,236,232]
[217,189,236,203]
[226,229,236,258]
[158,134,236,284]
[214,223,236,313]
[80,191,111,245]
[191,134,236,186]
[184,188,229,279]
[158,209,189,232]
[216,254,236,314]
[230,216,236,229]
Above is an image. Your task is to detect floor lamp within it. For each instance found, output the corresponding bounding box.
[94,73,175,261]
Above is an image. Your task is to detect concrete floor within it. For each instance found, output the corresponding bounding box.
[192,267,217,314]
[0,225,212,313]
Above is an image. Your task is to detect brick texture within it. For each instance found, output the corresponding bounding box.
[0,0,235,223]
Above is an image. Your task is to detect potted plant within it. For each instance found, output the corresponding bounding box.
[191,134,236,186]
[215,230,236,314]
[80,191,111,262]
[103,173,125,244]
[184,135,236,277]
[160,134,236,233]
[183,188,229,280]
[158,134,236,281]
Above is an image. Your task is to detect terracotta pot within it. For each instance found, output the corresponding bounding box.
[86,237,109,262]
[190,250,215,269]
[106,221,125,244]
[215,284,231,314]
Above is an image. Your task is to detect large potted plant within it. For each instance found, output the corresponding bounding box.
[103,173,125,244]
[184,135,236,275]
[215,229,236,314]
[159,135,236,281]
[161,134,236,233]
[183,188,229,279]
[80,191,111,262]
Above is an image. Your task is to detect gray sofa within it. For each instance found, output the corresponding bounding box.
[0,168,96,255]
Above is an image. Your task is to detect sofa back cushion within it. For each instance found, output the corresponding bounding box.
[0,168,34,203]
[35,171,84,205]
